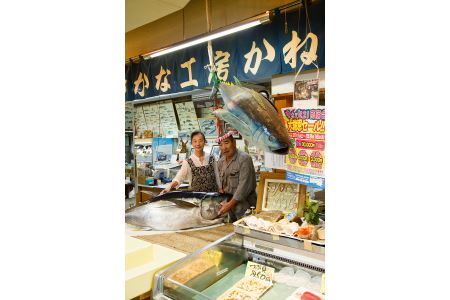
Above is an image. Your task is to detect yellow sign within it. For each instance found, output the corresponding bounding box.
[244,261,275,283]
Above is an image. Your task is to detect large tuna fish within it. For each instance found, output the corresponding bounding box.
[212,83,291,154]
[125,191,231,230]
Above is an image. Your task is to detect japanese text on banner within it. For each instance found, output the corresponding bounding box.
[282,108,325,185]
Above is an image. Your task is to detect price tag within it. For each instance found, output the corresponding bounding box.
[272,234,280,241]
[244,261,275,283]
[304,239,313,251]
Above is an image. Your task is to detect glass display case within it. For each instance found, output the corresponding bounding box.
[153,232,325,300]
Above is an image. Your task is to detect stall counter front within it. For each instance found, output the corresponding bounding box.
[125,237,186,300]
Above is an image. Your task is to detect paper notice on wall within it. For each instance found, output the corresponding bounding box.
[175,101,200,132]
[264,152,287,170]
[198,117,218,138]
[134,106,147,139]
[159,100,178,137]
[142,103,160,137]
[125,102,133,131]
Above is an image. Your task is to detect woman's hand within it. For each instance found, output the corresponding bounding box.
[159,186,171,195]
[160,181,178,195]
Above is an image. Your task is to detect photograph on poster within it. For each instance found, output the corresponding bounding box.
[294,79,319,101]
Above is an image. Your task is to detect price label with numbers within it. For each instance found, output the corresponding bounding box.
[244,261,275,283]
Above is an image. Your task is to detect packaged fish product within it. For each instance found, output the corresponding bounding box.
[286,287,324,300]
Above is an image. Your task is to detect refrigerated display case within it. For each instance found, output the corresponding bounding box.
[153,231,324,300]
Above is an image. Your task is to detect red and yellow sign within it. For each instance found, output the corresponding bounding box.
[282,108,325,178]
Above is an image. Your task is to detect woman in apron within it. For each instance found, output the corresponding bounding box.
[161,130,219,193]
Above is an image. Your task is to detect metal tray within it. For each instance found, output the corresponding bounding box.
[233,219,325,255]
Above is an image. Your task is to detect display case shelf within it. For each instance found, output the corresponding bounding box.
[135,138,153,144]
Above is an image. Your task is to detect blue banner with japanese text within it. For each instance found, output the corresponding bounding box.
[286,171,325,189]
[125,0,324,101]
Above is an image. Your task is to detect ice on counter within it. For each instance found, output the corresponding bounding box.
[274,267,322,292]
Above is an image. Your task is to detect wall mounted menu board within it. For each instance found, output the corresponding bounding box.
[175,101,199,132]
[159,100,178,137]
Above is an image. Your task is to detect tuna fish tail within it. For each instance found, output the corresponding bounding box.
[209,70,220,100]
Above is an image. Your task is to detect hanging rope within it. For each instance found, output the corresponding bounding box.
[204,0,222,136]
[293,0,319,83]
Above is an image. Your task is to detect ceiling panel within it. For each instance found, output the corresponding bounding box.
[126,0,190,32]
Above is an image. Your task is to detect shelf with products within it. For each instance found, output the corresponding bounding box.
[134,138,152,145]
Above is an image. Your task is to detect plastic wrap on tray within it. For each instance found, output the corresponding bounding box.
[238,216,325,243]
[167,257,215,285]
[274,267,322,292]
[218,277,272,300]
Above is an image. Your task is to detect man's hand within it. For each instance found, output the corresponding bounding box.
[218,199,238,215]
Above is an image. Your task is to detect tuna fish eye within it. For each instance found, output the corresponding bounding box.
[268,136,276,142]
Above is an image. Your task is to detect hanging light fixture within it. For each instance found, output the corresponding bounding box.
[146,11,272,59]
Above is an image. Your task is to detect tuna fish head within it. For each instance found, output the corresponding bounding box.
[200,192,232,220]
[215,83,291,154]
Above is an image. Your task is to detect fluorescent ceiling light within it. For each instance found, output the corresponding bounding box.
[150,21,260,58]
[147,12,271,59]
